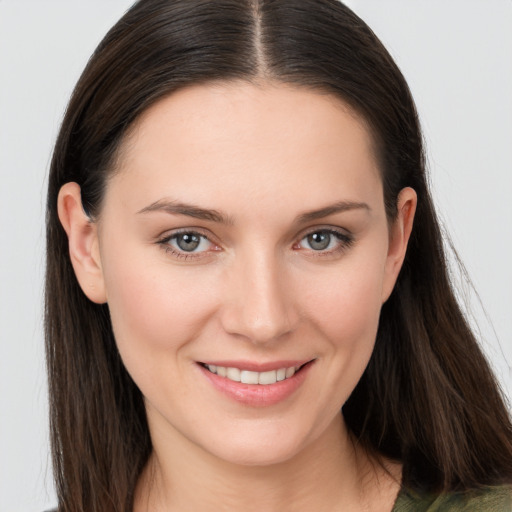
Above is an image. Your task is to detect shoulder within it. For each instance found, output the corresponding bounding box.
[393,485,512,512]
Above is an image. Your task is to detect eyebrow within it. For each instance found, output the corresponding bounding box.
[137,199,233,224]
[296,201,370,223]
[137,198,370,224]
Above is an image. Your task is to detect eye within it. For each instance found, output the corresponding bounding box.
[159,230,217,257]
[171,232,208,252]
[297,229,353,253]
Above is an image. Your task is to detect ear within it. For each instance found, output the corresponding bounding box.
[381,187,417,303]
[57,182,107,304]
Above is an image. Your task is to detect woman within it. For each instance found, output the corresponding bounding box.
[45,0,512,511]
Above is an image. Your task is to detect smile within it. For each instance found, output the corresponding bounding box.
[198,360,315,406]
[202,364,302,385]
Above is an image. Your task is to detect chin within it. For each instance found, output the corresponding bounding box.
[212,443,302,467]
[200,423,313,467]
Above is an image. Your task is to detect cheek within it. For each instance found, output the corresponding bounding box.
[297,248,387,406]
[317,275,382,390]
[302,256,386,347]
[100,247,218,372]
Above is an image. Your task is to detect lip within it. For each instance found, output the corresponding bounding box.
[197,359,315,407]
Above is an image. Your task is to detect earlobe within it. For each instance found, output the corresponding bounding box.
[57,182,107,304]
[381,187,417,302]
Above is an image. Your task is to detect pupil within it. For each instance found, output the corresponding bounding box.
[308,232,330,250]
[177,233,200,251]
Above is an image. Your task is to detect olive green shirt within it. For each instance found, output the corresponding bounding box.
[393,485,512,511]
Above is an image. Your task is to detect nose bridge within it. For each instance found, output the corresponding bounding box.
[221,245,297,344]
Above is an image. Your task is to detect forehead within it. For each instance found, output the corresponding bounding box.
[108,81,382,215]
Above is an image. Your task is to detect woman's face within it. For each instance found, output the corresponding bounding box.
[66,82,414,466]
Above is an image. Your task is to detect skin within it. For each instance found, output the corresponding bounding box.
[58,81,416,511]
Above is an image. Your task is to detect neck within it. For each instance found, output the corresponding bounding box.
[134,413,401,512]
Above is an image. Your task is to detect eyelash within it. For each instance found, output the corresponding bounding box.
[156,227,354,260]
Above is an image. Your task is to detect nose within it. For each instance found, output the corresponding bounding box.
[220,248,299,345]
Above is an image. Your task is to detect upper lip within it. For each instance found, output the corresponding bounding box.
[198,359,314,372]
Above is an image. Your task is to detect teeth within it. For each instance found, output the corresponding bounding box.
[259,370,277,385]
[226,367,241,382]
[240,370,259,384]
[205,364,302,385]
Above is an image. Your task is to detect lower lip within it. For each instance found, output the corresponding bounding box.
[198,362,314,407]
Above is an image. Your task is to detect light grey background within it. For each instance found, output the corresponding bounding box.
[1,1,510,511]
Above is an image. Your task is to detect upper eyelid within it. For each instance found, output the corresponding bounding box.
[157,227,214,243]
[297,225,352,240]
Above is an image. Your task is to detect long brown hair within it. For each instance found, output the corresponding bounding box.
[45,1,512,510]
